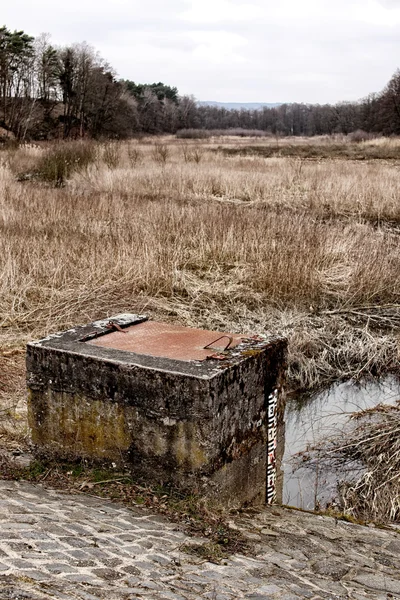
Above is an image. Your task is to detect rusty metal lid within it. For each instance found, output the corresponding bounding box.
[86,321,243,362]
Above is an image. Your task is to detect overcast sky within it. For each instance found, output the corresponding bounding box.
[2,0,400,103]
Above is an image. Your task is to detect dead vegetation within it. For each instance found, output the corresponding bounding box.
[338,403,400,523]
[219,135,400,161]
[0,136,399,443]
[299,402,400,523]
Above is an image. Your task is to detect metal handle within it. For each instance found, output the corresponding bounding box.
[204,335,233,351]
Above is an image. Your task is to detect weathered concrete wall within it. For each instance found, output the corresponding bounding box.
[27,315,287,507]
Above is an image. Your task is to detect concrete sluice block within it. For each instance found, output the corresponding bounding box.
[27,314,287,507]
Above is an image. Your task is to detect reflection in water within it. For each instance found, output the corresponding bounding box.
[283,376,400,510]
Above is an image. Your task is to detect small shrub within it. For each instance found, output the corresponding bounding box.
[176,129,210,139]
[348,129,373,143]
[35,141,96,186]
[177,128,270,139]
[0,126,18,149]
[181,143,204,163]
[131,132,145,141]
[102,141,121,169]
[0,137,19,151]
[216,128,269,138]
[27,461,47,478]
[152,142,169,164]
[127,144,142,167]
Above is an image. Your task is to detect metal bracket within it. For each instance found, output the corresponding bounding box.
[106,320,127,333]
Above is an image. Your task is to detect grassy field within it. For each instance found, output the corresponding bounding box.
[1,135,399,444]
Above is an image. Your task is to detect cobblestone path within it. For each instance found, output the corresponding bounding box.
[1,480,400,599]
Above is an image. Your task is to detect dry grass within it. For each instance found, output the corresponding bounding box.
[300,402,400,523]
[217,135,400,161]
[337,403,400,523]
[0,136,400,442]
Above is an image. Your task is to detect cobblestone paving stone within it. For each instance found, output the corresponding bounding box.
[1,480,400,599]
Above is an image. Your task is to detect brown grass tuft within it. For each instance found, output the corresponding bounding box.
[300,402,400,523]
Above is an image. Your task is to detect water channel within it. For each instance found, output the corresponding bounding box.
[282,376,400,510]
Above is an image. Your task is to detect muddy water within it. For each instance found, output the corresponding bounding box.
[282,376,400,510]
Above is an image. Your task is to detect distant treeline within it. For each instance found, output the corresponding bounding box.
[1,25,400,140]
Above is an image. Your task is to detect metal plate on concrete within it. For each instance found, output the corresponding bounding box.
[86,321,243,362]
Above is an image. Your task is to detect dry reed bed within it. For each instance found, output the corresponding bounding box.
[0,139,399,409]
[69,156,400,223]
[300,402,400,523]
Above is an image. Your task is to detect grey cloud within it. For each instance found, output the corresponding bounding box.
[2,0,400,103]
[377,0,400,7]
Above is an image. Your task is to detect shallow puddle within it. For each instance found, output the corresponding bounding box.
[283,376,400,510]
